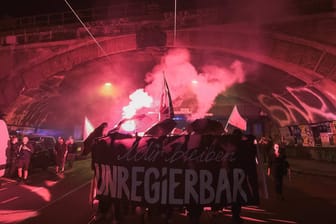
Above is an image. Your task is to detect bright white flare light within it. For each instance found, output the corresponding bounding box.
[121,89,153,132]
[191,79,198,85]
[121,120,136,132]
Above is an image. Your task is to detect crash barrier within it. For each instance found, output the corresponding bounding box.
[91,133,260,208]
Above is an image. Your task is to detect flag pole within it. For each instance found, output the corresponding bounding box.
[164,75,174,118]
[158,71,166,121]
[159,71,174,121]
[174,0,177,46]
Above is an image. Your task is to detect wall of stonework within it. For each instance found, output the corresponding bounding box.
[0,35,136,111]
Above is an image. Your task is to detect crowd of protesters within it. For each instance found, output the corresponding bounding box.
[1,113,291,224]
[81,120,293,224]
[4,134,34,183]
[83,122,261,224]
[4,133,80,183]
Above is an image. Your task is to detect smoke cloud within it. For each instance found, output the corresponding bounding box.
[144,48,246,120]
[73,48,247,132]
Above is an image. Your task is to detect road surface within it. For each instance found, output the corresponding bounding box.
[0,159,335,224]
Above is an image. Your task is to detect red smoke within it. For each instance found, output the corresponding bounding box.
[144,48,246,120]
[112,48,246,132]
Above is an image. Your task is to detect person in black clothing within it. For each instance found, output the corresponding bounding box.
[55,137,67,174]
[7,136,19,178]
[258,136,272,163]
[17,136,34,183]
[83,122,114,223]
[267,143,291,200]
[66,136,77,168]
[229,130,259,224]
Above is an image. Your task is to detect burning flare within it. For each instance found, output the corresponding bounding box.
[121,89,153,132]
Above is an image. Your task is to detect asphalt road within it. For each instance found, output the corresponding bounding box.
[1,159,336,224]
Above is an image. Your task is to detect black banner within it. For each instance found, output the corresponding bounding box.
[92,134,259,207]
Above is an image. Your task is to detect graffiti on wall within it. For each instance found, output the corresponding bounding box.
[258,86,336,127]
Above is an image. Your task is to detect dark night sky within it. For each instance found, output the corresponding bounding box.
[0,0,226,19]
[0,0,145,18]
[1,0,115,17]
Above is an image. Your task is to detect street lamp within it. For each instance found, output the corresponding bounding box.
[99,82,115,97]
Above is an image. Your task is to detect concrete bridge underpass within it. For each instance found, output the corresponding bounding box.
[1,7,336,132]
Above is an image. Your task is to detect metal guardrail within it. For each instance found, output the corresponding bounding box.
[0,3,147,33]
[0,6,221,46]
[0,0,333,46]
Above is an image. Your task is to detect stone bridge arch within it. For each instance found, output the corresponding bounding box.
[2,24,336,127]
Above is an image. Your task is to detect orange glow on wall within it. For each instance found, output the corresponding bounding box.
[99,82,115,97]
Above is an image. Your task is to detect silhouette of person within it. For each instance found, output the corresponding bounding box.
[66,136,77,168]
[7,136,19,178]
[55,137,67,174]
[17,136,34,183]
[267,143,290,200]
[83,122,113,223]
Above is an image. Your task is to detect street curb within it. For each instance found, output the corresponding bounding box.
[291,168,336,178]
